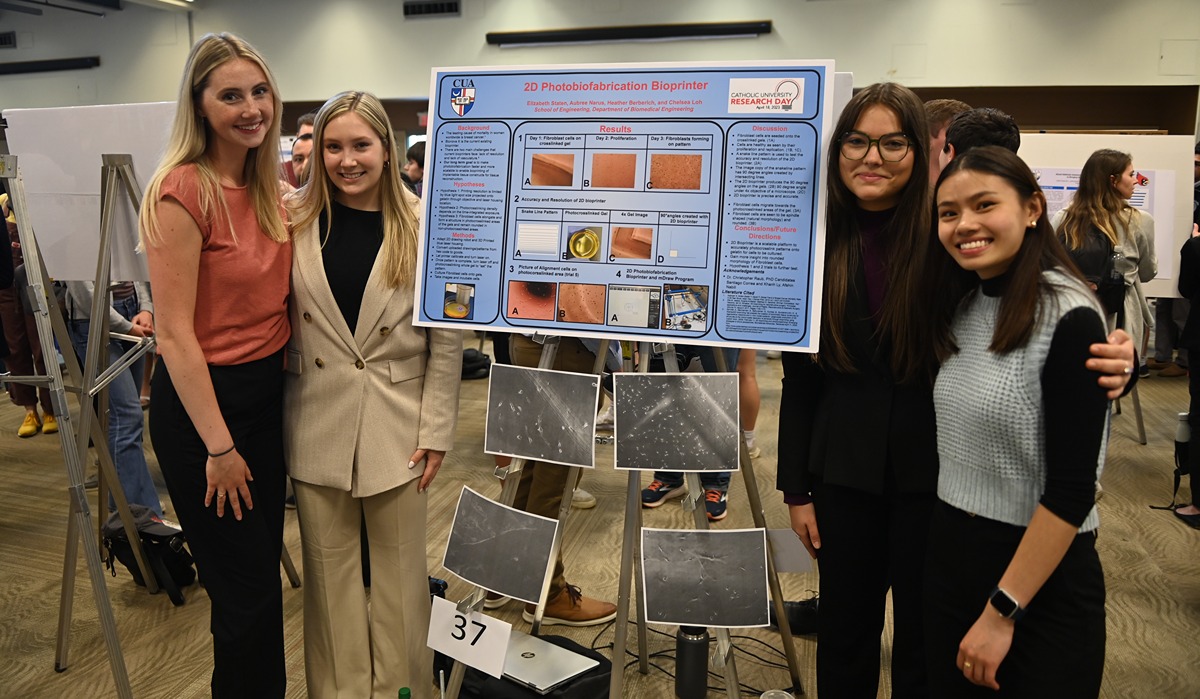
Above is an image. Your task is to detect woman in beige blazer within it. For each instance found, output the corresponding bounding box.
[284,91,462,699]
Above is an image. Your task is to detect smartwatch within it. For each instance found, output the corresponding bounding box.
[988,586,1026,621]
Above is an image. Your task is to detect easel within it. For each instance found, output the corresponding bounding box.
[442,336,805,698]
[607,344,805,698]
[1,153,136,697]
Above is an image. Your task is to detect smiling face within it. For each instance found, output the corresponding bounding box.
[197,58,273,159]
[937,170,1042,279]
[1111,163,1137,200]
[322,111,386,210]
[839,104,914,212]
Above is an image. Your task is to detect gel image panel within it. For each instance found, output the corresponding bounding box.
[506,281,558,321]
[641,528,770,628]
[590,152,637,188]
[557,283,606,325]
[611,227,654,260]
[484,363,599,468]
[613,373,739,471]
[443,486,560,604]
[530,153,575,186]
[649,153,703,190]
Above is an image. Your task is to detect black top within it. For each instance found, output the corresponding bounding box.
[980,274,1108,527]
[777,208,939,499]
[320,200,384,334]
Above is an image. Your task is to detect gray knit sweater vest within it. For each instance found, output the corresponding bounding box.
[934,268,1107,532]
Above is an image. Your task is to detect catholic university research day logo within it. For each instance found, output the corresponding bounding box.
[451,79,476,116]
[727,78,803,114]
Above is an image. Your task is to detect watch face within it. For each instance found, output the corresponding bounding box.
[990,588,1020,618]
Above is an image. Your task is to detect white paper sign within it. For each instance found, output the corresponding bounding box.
[428,595,512,678]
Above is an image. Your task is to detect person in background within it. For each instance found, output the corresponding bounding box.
[403,140,425,196]
[939,107,1021,169]
[64,280,161,515]
[924,98,971,185]
[285,91,462,698]
[290,111,316,186]
[1052,149,1156,354]
[924,146,1108,698]
[140,33,292,697]
[1149,143,1200,378]
[1173,144,1200,529]
[0,191,57,438]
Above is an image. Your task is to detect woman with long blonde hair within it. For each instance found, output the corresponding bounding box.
[284,91,462,698]
[1053,148,1157,346]
[139,33,292,697]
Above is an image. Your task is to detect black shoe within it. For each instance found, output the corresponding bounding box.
[285,494,297,510]
[1174,507,1200,530]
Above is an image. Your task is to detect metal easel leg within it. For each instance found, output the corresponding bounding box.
[3,154,134,698]
[713,351,806,694]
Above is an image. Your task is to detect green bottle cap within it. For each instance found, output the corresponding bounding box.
[398,688,411,699]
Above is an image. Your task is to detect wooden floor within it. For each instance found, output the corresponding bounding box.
[1,341,1198,698]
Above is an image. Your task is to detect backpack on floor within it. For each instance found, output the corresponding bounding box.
[102,505,196,606]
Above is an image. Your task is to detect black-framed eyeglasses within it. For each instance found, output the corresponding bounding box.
[839,130,911,162]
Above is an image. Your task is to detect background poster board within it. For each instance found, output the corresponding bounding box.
[3,102,173,282]
[415,61,835,352]
[1018,133,1194,298]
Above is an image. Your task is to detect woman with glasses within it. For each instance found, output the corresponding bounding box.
[776,84,1133,698]
[777,82,938,698]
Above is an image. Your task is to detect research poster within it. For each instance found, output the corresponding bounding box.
[414,62,834,351]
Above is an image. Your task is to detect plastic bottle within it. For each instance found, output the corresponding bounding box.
[398,687,411,699]
[674,625,709,699]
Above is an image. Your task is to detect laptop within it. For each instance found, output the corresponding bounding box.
[502,630,600,695]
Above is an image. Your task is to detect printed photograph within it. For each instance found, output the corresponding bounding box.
[613,372,739,471]
[485,363,600,468]
[641,528,769,628]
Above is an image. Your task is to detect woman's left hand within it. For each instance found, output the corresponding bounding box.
[957,606,1015,690]
[409,449,446,494]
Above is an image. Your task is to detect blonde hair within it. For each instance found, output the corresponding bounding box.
[1058,148,1134,251]
[289,91,421,287]
[139,33,287,247]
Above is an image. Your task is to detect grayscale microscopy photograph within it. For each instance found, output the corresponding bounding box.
[641,527,770,628]
[485,363,600,468]
[613,372,739,471]
[443,486,560,604]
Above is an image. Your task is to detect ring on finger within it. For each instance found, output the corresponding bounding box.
[963,661,973,670]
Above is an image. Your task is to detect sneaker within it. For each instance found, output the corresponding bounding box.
[284,494,297,510]
[571,487,597,509]
[704,489,728,521]
[1138,364,1151,378]
[84,474,99,489]
[1159,363,1188,378]
[746,444,762,459]
[595,404,615,431]
[41,413,58,435]
[484,591,509,610]
[641,479,686,508]
[17,411,40,438]
[523,584,617,627]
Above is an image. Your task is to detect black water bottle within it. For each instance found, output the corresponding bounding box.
[675,625,709,699]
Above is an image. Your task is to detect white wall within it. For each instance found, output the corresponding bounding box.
[1,0,1197,111]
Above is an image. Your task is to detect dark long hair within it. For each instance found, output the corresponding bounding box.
[822,82,934,385]
[928,146,1087,358]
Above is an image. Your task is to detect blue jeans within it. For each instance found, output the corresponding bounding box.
[68,294,161,516]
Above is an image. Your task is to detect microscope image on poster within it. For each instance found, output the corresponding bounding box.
[443,486,560,605]
[641,527,769,628]
[613,372,739,471]
[485,363,600,468]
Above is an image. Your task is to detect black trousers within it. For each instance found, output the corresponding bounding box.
[812,480,935,699]
[149,350,287,698]
[923,502,1105,699]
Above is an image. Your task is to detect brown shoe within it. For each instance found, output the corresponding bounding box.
[1159,363,1189,378]
[1146,358,1173,371]
[522,584,617,627]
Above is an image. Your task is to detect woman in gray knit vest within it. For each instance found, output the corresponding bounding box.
[924,146,1109,697]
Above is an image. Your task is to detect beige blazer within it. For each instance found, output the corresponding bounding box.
[283,218,463,497]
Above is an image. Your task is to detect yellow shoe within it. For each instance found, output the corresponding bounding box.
[17,412,41,438]
[41,413,58,435]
